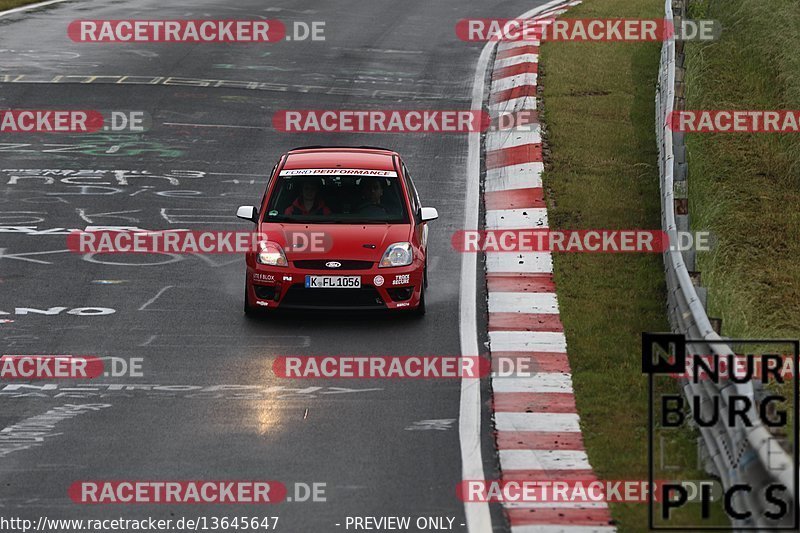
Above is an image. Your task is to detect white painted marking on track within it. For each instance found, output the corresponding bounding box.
[493,374,574,393]
[138,285,174,311]
[499,449,591,470]
[504,501,609,509]
[498,39,541,50]
[486,127,542,152]
[138,334,157,347]
[486,208,548,229]
[490,331,567,352]
[488,292,559,314]
[492,73,538,93]
[495,54,540,69]
[490,95,538,116]
[485,162,544,191]
[144,335,311,348]
[164,122,267,130]
[461,3,579,533]
[512,525,617,533]
[207,172,265,176]
[486,252,553,274]
[460,13,495,533]
[495,412,580,432]
[0,0,71,18]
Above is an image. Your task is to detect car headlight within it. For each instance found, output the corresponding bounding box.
[379,242,413,268]
[256,241,288,266]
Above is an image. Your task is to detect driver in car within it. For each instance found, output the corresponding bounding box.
[356,178,387,216]
[285,179,332,216]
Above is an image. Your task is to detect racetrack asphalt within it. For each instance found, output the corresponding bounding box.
[0,0,550,530]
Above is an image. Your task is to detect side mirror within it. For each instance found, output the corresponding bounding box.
[236,205,258,223]
[420,207,438,222]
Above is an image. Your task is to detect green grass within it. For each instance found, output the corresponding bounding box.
[684,0,800,452]
[538,0,728,529]
[0,0,47,10]
[685,0,800,340]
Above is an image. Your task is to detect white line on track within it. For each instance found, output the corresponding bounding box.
[164,122,267,130]
[485,162,544,191]
[486,207,548,229]
[207,172,265,176]
[0,0,71,18]
[512,525,617,533]
[499,40,541,51]
[138,285,174,311]
[499,449,591,470]
[504,502,609,510]
[492,374,574,393]
[488,292,559,314]
[490,95,539,116]
[495,412,580,432]
[492,73,539,93]
[459,2,576,532]
[485,252,553,274]
[489,331,568,353]
[495,54,540,69]
[486,127,542,152]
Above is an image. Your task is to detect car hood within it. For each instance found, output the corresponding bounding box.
[260,223,412,262]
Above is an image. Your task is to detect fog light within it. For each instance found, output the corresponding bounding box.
[387,287,414,301]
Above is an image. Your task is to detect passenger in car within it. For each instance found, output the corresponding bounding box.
[284,179,332,216]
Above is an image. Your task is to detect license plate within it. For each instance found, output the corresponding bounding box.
[305,275,361,289]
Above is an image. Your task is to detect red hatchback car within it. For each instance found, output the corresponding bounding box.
[237,146,438,316]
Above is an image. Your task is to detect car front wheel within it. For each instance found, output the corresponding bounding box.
[244,280,259,317]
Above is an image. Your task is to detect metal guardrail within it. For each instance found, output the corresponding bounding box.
[656,0,795,528]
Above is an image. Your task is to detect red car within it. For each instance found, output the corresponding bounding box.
[237,146,438,316]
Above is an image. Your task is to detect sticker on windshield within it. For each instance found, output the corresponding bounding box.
[280,168,398,177]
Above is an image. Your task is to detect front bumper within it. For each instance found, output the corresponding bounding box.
[246,262,423,311]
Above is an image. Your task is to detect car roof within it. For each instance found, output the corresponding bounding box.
[282,146,399,172]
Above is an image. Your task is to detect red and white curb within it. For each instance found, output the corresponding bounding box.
[484,2,616,532]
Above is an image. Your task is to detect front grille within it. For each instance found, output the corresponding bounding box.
[293,260,374,270]
[281,285,386,310]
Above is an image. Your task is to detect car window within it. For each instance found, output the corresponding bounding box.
[264,174,409,224]
[402,163,421,217]
[259,163,279,214]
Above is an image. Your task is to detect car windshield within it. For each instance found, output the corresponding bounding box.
[264,173,409,224]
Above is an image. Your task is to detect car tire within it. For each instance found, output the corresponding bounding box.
[414,280,427,317]
[244,281,259,318]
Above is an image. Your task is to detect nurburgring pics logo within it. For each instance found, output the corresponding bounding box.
[642,333,799,529]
